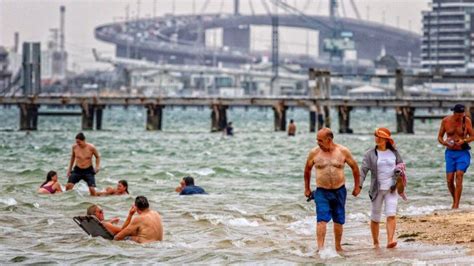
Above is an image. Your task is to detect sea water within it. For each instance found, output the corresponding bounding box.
[0,106,472,264]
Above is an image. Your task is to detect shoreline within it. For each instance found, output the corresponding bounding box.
[397,208,474,255]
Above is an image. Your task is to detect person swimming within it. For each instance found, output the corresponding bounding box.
[38,171,63,194]
[97,180,129,196]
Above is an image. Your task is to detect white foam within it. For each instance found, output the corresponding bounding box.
[0,197,17,206]
[165,172,175,177]
[228,218,259,227]
[318,248,341,259]
[402,205,450,216]
[33,202,40,208]
[286,216,314,236]
[194,168,215,176]
[232,240,246,247]
[47,219,55,225]
[346,212,368,223]
[226,205,248,215]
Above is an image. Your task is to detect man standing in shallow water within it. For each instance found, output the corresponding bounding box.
[437,104,473,209]
[304,128,361,252]
[66,132,100,196]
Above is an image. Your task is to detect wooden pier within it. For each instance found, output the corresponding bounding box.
[1,95,473,133]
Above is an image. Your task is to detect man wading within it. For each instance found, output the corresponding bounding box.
[66,132,101,196]
[304,128,361,252]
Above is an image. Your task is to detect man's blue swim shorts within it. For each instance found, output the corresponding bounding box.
[445,149,471,173]
[313,185,347,225]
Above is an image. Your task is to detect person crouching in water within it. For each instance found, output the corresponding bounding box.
[97,180,129,196]
[114,196,163,243]
[38,171,63,194]
[360,128,404,249]
[175,176,207,195]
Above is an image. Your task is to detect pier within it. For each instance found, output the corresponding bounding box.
[2,95,473,133]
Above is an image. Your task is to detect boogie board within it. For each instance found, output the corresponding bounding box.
[73,215,114,240]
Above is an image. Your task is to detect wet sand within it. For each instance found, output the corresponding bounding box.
[397,209,474,255]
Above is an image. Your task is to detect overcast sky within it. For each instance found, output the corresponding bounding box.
[0,0,431,70]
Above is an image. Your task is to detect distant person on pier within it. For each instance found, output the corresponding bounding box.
[97,180,129,196]
[303,128,360,252]
[437,104,473,209]
[176,176,207,195]
[225,122,234,136]
[66,132,101,196]
[38,170,63,194]
[360,127,405,249]
[288,119,296,136]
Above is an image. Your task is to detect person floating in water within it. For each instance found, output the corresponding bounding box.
[114,196,164,243]
[303,128,360,252]
[288,119,296,136]
[87,204,123,235]
[360,128,404,249]
[225,122,233,136]
[437,104,473,209]
[176,176,207,195]
[66,132,101,196]
[38,170,63,194]
[97,180,129,196]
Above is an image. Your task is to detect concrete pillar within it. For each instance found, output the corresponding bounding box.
[95,105,104,130]
[273,102,287,131]
[146,104,163,131]
[395,68,404,99]
[338,106,353,133]
[323,105,331,128]
[211,104,228,132]
[81,104,95,130]
[309,105,317,132]
[396,107,415,134]
[19,103,39,130]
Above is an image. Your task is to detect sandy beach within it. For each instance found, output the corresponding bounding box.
[398,209,474,254]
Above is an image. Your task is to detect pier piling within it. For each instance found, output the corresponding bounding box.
[19,103,39,130]
[211,104,228,132]
[146,104,163,131]
[396,107,415,134]
[273,102,287,131]
[338,106,353,133]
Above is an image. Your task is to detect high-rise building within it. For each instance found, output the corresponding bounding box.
[422,0,474,72]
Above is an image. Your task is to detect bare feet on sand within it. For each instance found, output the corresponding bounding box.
[387,242,397,248]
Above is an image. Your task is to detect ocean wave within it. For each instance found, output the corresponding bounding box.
[0,197,17,206]
[402,205,450,215]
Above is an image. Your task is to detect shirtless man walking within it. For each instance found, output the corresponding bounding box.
[437,104,473,209]
[66,132,100,196]
[114,196,163,243]
[304,128,361,252]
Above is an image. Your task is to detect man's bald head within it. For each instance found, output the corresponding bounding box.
[317,128,334,140]
[316,128,334,150]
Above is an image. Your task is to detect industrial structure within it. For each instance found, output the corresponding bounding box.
[95,0,421,73]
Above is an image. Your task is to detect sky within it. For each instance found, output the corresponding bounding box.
[0,0,431,71]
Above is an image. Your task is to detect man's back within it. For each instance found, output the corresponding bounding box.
[134,210,163,243]
[180,185,206,195]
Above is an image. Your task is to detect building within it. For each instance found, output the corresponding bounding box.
[422,0,474,72]
[0,47,12,92]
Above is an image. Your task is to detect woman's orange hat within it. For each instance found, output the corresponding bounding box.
[374,127,395,146]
